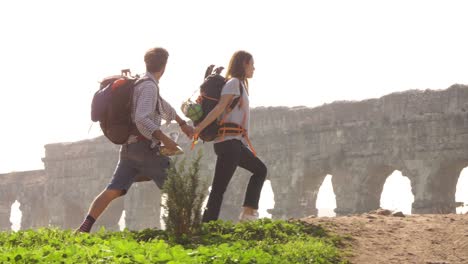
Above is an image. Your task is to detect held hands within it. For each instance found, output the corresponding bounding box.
[180,123,194,139]
[193,126,202,138]
[190,126,202,149]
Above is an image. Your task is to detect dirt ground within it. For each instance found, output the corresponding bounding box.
[301,210,468,264]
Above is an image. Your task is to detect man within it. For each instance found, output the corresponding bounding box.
[77,47,193,233]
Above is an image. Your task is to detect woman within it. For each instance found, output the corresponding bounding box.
[194,50,267,222]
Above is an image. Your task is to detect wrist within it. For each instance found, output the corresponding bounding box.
[177,120,187,127]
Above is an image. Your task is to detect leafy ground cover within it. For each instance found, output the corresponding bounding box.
[0,219,349,263]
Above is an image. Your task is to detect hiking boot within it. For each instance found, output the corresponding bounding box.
[239,211,259,222]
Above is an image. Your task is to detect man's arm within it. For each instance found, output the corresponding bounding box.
[134,84,160,139]
[134,83,183,150]
[159,96,193,138]
[175,115,194,138]
[158,97,177,121]
[152,130,178,150]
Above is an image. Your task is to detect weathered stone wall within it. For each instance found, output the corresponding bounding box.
[1,84,468,230]
[0,171,48,230]
[42,137,165,231]
[250,84,468,218]
[42,137,123,231]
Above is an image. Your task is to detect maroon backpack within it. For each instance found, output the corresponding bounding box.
[91,69,156,144]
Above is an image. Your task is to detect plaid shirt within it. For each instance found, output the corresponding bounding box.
[130,72,177,143]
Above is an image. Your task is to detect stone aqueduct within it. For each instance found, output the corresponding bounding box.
[2,84,468,231]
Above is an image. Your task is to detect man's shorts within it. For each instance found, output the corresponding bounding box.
[107,140,171,194]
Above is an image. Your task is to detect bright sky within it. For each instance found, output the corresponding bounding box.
[1,0,467,176]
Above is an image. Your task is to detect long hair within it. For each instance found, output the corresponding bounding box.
[225,50,252,90]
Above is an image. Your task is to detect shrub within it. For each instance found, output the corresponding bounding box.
[161,150,208,241]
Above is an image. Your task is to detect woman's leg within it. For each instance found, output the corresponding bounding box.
[202,140,242,222]
[238,144,267,211]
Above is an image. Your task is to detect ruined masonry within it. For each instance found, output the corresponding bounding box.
[2,84,468,231]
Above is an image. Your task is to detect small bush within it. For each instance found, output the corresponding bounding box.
[162,150,208,242]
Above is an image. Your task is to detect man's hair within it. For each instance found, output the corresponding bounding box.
[144,47,169,73]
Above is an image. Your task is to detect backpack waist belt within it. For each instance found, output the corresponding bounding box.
[129,124,152,143]
[217,122,257,157]
[136,135,151,142]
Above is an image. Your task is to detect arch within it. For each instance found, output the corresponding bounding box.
[10,200,22,231]
[406,160,466,214]
[160,193,167,230]
[316,175,336,217]
[258,180,275,218]
[118,210,126,231]
[332,164,395,215]
[0,188,15,231]
[201,186,210,210]
[455,168,468,214]
[380,171,414,214]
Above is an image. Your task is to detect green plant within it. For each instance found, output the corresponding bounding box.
[162,150,208,241]
[0,220,349,263]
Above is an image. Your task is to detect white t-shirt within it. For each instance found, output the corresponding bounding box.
[214,78,250,145]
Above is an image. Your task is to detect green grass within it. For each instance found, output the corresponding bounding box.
[0,219,349,264]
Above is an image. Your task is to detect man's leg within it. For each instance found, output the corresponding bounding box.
[77,189,124,233]
[87,189,124,220]
[77,153,136,233]
[76,143,144,233]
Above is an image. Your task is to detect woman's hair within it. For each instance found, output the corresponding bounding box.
[144,47,169,72]
[225,50,253,88]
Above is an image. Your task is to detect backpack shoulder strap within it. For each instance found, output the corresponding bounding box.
[228,79,244,109]
[134,76,154,86]
[134,76,162,115]
[129,76,161,136]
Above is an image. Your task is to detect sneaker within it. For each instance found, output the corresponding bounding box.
[239,211,259,222]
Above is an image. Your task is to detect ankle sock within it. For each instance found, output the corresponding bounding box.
[78,215,96,233]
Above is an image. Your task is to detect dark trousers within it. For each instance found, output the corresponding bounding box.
[202,139,267,222]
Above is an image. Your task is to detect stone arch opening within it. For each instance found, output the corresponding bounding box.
[160,193,167,230]
[380,170,414,214]
[118,210,126,231]
[10,200,22,231]
[331,164,394,215]
[316,175,336,217]
[259,180,275,218]
[455,168,468,214]
[202,186,211,211]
